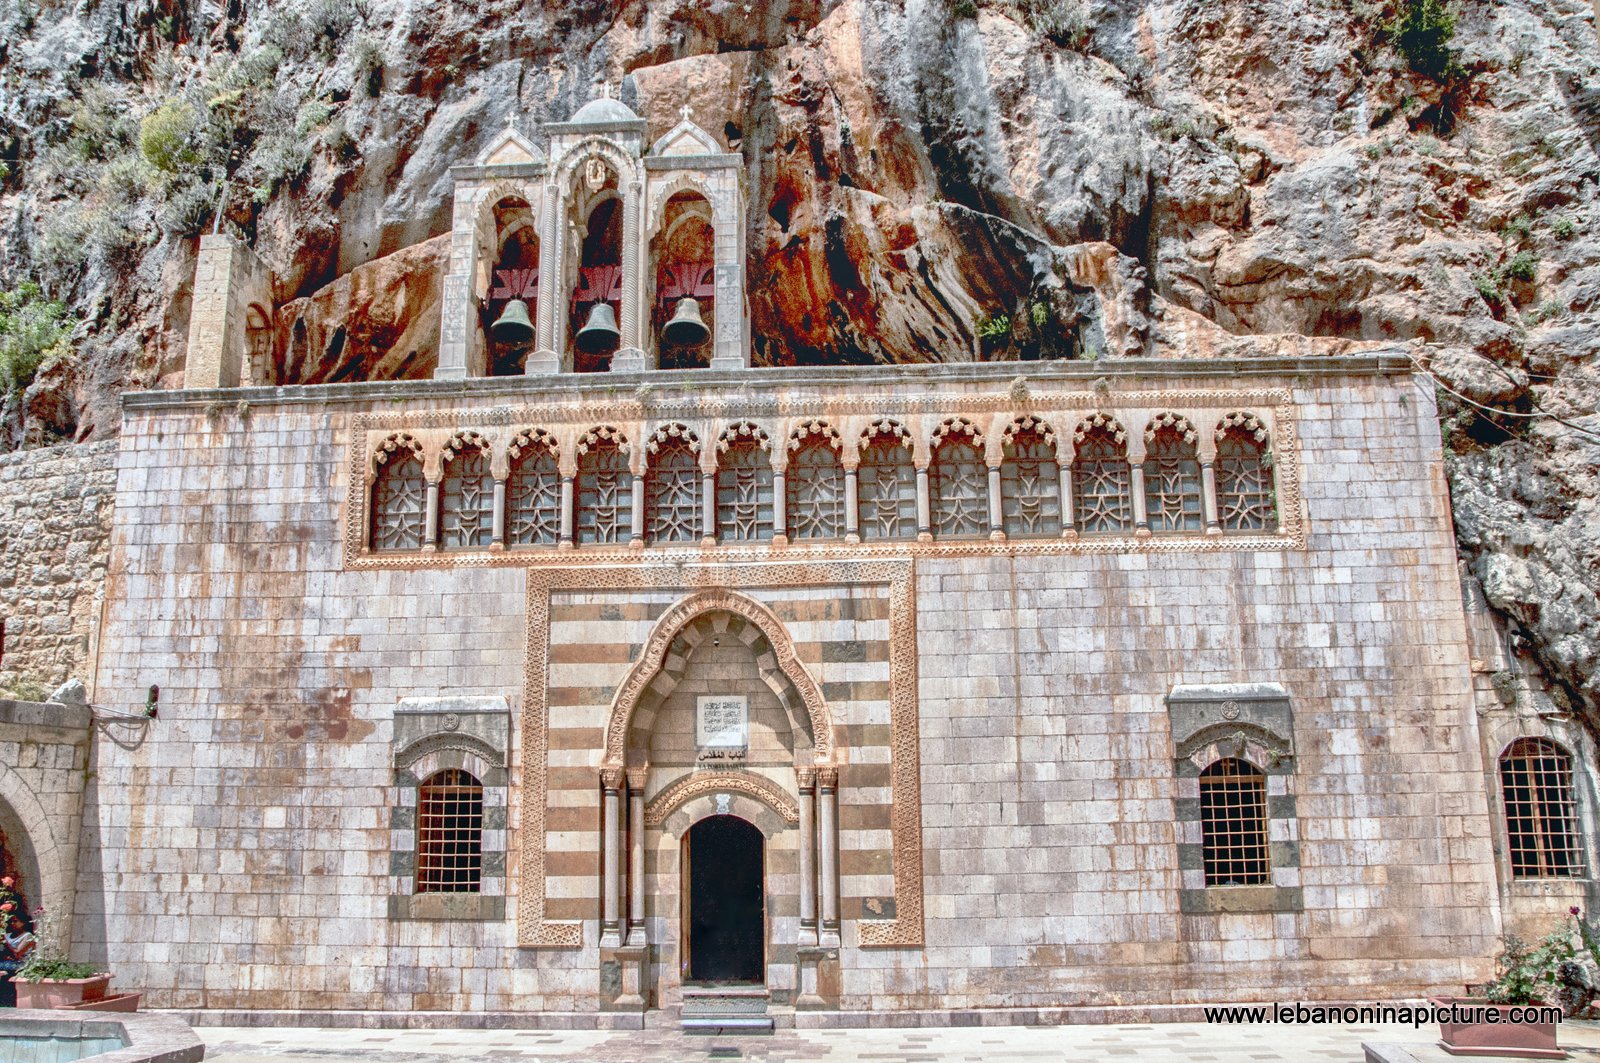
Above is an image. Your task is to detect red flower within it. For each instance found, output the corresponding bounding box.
[1572,906,1582,917]
[0,876,12,888]
[0,902,12,913]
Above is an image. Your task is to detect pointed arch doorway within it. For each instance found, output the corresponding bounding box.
[684,814,765,984]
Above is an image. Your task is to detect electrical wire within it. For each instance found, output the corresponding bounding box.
[1404,349,1600,444]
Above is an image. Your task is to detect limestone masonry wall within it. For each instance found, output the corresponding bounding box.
[0,441,117,698]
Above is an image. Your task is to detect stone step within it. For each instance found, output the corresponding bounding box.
[680,986,773,1034]
[681,1015,775,1035]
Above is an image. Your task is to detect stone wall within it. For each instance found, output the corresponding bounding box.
[0,441,117,698]
[0,698,92,949]
[80,360,1504,1016]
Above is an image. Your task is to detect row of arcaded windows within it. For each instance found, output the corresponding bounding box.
[412,742,1588,896]
[370,412,1280,552]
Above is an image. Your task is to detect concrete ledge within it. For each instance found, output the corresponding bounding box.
[0,698,92,732]
[1,1008,204,1063]
[1363,1044,1423,1063]
[122,353,1414,412]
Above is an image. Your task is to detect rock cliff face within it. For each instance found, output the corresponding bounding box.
[0,1,1597,727]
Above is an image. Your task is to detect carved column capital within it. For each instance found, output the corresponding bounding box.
[601,766,625,791]
[796,767,817,791]
[625,765,649,791]
[815,766,838,790]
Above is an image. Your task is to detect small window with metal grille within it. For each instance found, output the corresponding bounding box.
[1501,737,1585,879]
[416,768,483,894]
[1199,758,1270,887]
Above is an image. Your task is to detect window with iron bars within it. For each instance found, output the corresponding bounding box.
[1501,737,1585,879]
[371,454,426,552]
[440,444,495,549]
[416,768,483,894]
[1199,758,1270,887]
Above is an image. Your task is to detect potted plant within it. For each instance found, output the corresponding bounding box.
[11,903,110,1010]
[1433,929,1567,1059]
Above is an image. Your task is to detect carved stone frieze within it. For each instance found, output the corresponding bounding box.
[643,769,800,827]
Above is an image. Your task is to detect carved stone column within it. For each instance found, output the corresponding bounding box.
[626,766,648,946]
[490,478,507,550]
[987,463,1004,541]
[701,471,717,546]
[1201,461,1222,535]
[630,460,647,548]
[558,476,576,550]
[1130,462,1151,537]
[772,467,789,547]
[818,766,840,945]
[797,767,818,946]
[601,767,623,946]
[422,480,441,553]
[843,468,861,544]
[1058,458,1077,539]
[611,179,647,372]
[529,183,563,374]
[915,466,932,542]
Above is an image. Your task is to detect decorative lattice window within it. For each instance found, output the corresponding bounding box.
[1199,758,1270,887]
[1001,418,1061,538]
[1216,414,1277,532]
[787,424,845,540]
[439,435,494,549]
[1072,418,1132,535]
[929,419,987,539]
[507,431,561,547]
[1501,737,1585,879]
[716,424,773,542]
[416,768,483,894]
[858,423,915,541]
[1143,416,1202,533]
[647,426,701,544]
[370,437,426,552]
[576,433,632,546]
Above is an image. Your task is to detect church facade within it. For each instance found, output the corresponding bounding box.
[33,96,1595,1025]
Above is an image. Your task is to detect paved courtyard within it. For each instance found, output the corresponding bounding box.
[196,1017,1600,1062]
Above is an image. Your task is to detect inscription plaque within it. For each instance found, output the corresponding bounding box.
[696,695,748,759]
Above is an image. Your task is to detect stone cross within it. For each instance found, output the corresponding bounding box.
[680,104,693,123]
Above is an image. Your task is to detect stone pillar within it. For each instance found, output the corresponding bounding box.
[422,480,440,553]
[708,189,748,371]
[1130,463,1150,537]
[818,767,840,944]
[601,767,623,946]
[701,471,717,546]
[186,234,274,389]
[558,476,576,550]
[843,469,860,544]
[491,478,507,549]
[1201,461,1222,535]
[528,184,564,374]
[630,473,647,548]
[987,464,1004,541]
[798,768,818,946]
[915,467,933,542]
[611,180,647,372]
[772,467,788,547]
[1058,459,1077,539]
[627,766,647,947]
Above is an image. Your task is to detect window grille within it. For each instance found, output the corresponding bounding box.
[1143,425,1203,533]
[577,440,632,545]
[858,431,915,541]
[371,453,426,551]
[647,437,701,543]
[1199,758,1270,887]
[507,442,561,547]
[439,443,494,549]
[1001,424,1061,538]
[1216,425,1277,532]
[716,438,774,542]
[1501,737,1584,879]
[416,768,483,894]
[930,430,987,539]
[1072,427,1133,535]
[787,431,844,540]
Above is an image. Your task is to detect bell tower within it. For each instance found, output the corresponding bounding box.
[434,90,748,379]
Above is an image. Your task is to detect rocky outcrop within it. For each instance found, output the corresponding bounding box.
[0,0,1597,730]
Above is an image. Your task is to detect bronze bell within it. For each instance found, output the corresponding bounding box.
[575,302,621,352]
[490,299,534,345]
[662,297,710,346]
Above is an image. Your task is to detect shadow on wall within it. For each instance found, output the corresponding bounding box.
[265,234,450,386]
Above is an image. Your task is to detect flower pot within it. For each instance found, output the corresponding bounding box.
[14,972,111,1010]
[55,989,140,1012]
[1431,996,1564,1059]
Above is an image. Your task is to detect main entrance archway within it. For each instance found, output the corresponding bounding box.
[685,815,765,984]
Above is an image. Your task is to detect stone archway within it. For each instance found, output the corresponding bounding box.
[0,762,58,923]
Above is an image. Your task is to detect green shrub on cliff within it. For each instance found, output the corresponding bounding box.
[0,283,76,394]
[1382,0,1464,83]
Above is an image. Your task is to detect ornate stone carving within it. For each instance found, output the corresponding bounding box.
[643,770,799,827]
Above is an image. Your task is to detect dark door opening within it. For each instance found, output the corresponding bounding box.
[685,814,765,984]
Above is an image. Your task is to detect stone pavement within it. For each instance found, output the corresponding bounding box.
[195,1017,1600,1062]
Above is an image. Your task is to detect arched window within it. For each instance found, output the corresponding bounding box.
[370,437,426,552]
[1001,418,1061,538]
[857,422,915,541]
[929,419,986,539]
[576,431,632,546]
[786,423,845,541]
[439,434,494,550]
[1501,737,1584,879]
[1143,415,1202,533]
[1199,758,1270,887]
[1215,413,1277,532]
[646,426,701,544]
[1072,418,1133,536]
[416,768,483,894]
[716,424,773,543]
[507,430,561,548]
